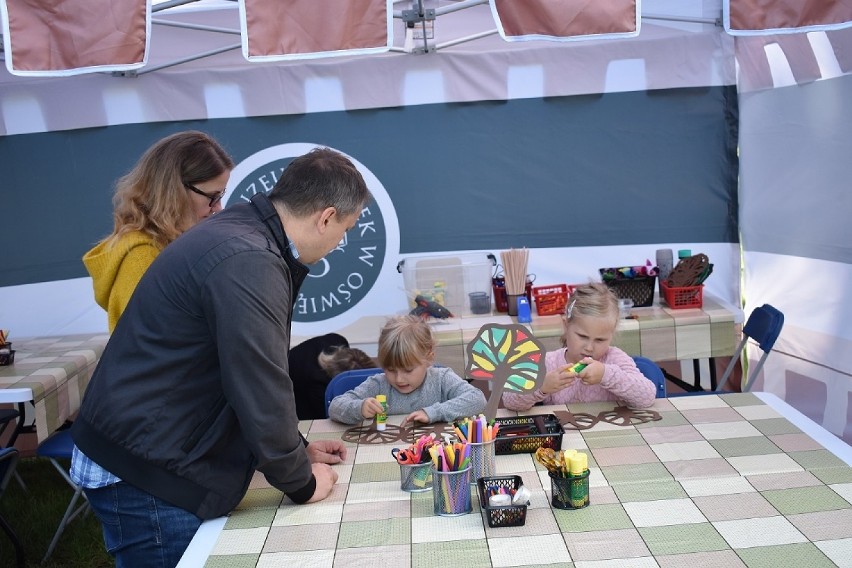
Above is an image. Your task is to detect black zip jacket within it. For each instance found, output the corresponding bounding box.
[72,193,315,519]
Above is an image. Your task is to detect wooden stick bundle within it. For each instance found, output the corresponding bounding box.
[500,248,529,295]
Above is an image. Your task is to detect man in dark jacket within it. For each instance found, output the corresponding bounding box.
[71,148,370,567]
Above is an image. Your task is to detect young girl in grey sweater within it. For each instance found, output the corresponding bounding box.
[329,315,486,426]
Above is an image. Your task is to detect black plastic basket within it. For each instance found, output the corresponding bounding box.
[477,475,527,528]
[603,275,656,307]
[494,414,563,455]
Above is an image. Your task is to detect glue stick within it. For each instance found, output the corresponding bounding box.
[376,394,388,431]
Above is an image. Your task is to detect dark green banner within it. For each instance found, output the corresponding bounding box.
[0,86,738,287]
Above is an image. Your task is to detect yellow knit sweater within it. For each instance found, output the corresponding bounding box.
[82,231,162,332]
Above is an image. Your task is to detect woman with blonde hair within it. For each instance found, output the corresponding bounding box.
[84,130,234,331]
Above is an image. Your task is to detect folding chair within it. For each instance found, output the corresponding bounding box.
[0,403,28,491]
[0,447,25,568]
[36,429,89,563]
[632,356,667,398]
[324,368,381,417]
[715,304,784,393]
[0,406,21,445]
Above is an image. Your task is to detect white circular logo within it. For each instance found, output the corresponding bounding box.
[225,143,399,334]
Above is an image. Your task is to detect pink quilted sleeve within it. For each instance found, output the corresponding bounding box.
[599,348,657,408]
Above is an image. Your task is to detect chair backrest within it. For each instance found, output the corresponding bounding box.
[739,304,784,391]
[632,356,667,398]
[714,303,785,393]
[743,304,784,354]
[324,368,382,417]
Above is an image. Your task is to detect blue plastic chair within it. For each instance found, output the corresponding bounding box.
[324,368,382,417]
[36,429,89,563]
[632,356,667,398]
[715,304,784,393]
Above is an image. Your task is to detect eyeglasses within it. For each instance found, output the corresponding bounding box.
[184,183,225,208]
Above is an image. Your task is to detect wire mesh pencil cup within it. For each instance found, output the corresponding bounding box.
[432,466,472,516]
[549,470,590,509]
[399,462,433,492]
[467,439,496,484]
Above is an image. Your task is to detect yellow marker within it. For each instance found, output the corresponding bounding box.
[376,394,388,431]
[565,362,588,373]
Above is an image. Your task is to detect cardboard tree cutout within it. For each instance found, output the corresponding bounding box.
[465,324,547,421]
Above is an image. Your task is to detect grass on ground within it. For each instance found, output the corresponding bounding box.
[0,456,113,567]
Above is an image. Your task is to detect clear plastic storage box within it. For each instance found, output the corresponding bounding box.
[397,253,496,317]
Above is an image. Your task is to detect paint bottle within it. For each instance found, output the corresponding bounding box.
[656,248,674,299]
[655,249,673,282]
[568,451,590,508]
[516,295,532,323]
[376,394,388,431]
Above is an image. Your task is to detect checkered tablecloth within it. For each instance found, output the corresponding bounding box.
[0,333,108,443]
[199,393,852,567]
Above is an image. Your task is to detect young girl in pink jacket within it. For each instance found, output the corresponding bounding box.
[502,283,656,410]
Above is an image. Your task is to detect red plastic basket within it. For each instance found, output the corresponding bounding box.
[532,284,570,316]
[661,281,703,309]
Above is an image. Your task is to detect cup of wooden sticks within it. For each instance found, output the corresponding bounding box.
[500,249,529,317]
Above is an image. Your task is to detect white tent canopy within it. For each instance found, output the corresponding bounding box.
[2,0,735,136]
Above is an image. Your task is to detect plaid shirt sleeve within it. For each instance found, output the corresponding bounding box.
[70,445,121,488]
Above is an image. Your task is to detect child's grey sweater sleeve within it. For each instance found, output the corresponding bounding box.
[328,374,385,424]
[421,367,487,423]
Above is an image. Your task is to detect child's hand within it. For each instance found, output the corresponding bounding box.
[361,397,384,419]
[575,358,604,386]
[401,409,429,428]
[540,366,577,395]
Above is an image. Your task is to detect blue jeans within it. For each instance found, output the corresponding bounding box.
[84,482,202,568]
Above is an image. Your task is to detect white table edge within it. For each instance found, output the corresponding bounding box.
[177,391,851,566]
[753,391,852,466]
[0,387,35,404]
[176,516,227,567]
